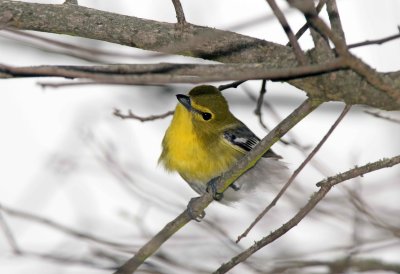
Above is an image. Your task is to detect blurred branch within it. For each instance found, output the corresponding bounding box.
[237,104,351,243]
[269,258,400,273]
[1,1,400,109]
[114,98,322,274]
[364,110,400,124]
[348,189,400,238]
[215,155,400,273]
[0,209,20,254]
[12,249,117,270]
[0,203,136,252]
[113,109,174,122]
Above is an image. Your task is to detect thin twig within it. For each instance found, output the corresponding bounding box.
[267,0,307,65]
[113,109,174,122]
[218,80,246,91]
[0,208,21,254]
[63,0,78,4]
[171,0,186,25]
[236,104,351,242]
[348,32,400,49]
[254,80,269,130]
[0,203,136,251]
[286,0,327,46]
[326,0,346,41]
[214,155,400,274]
[364,110,400,124]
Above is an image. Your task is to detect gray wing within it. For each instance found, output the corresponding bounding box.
[223,125,281,159]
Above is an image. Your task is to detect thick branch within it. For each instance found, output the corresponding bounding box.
[1,1,400,110]
[0,60,347,83]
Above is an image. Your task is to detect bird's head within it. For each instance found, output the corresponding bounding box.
[176,85,236,133]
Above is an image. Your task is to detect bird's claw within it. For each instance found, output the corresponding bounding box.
[206,178,224,201]
[187,197,205,222]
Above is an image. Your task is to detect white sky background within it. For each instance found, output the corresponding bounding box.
[0,1,400,273]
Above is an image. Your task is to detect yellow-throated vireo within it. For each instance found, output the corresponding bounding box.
[159,85,288,202]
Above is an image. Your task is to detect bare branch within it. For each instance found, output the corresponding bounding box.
[348,32,400,49]
[113,109,174,122]
[0,209,21,254]
[0,203,137,251]
[364,110,400,124]
[253,80,269,130]
[1,1,400,110]
[237,104,351,243]
[0,61,347,82]
[326,0,346,41]
[286,0,327,46]
[288,1,400,105]
[266,0,307,65]
[63,0,78,5]
[218,80,246,91]
[215,155,400,274]
[171,0,186,25]
[269,258,400,273]
[1,27,164,60]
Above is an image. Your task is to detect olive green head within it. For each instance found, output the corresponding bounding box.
[176,85,237,133]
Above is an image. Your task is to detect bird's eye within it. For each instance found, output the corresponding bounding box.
[202,112,212,121]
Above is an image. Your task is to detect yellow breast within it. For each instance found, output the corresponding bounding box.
[159,105,240,184]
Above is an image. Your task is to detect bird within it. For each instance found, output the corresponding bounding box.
[159,85,288,202]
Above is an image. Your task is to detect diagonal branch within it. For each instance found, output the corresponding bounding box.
[114,98,322,274]
[236,104,351,242]
[214,155,400,274]
[266,0,307,65]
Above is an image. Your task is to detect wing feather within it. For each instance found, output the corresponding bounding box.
[223,125,281,159]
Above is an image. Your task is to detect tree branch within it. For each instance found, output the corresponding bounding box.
[1,1,400,110]
[236,104,351,243]
[113,109,174,122]
[171,0,186,25]
[214,155,400,274]
[266,0,307,65]
[0,59,348,84]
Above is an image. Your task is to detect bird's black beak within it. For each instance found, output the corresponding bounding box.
[176,94,192,111]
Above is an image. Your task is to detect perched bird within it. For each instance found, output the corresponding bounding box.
[159,85,288,202]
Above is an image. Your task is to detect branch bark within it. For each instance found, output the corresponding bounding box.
[1,1,400,110]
